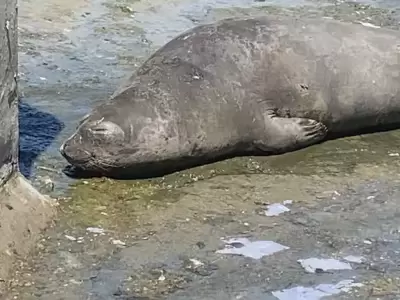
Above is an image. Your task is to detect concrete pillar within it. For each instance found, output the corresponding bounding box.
[0,0,55,288]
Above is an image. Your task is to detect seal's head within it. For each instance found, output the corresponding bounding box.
[59,107,185,179]
[60,113,126,176]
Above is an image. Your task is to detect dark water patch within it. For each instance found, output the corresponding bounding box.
[19,100,64,178]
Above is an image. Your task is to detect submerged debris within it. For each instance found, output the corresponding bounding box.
[111,239,126,246]
[358,21,381,28]
[216,237,289,259]
[263,199,293,216]
[189,258,204,267]
[272,279,364,300]
[298,258,352,273]
[64,235,76,241]
[86,227,105,234]
[343,255,366,263]
[265,203,291,216]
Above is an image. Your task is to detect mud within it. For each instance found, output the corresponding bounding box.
[8,0,400,299]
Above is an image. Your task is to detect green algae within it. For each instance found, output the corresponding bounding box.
[63,178,179,229]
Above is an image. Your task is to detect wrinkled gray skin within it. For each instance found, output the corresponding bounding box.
[60,16,400,179]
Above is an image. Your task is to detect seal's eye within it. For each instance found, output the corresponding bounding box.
[88,120,125,143]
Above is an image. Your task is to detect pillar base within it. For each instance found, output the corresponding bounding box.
[0,173,56,292]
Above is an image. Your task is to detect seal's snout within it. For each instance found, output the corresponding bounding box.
[59,133,92,164]
[60,118,126,172]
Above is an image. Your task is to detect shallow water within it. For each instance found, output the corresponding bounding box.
[9,0,400,299]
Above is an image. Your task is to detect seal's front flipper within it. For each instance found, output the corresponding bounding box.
[254,111,328,153]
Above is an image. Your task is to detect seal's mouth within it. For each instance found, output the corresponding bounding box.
[60,141,107,178]
[59,137,93,166]
[60,133,123,177]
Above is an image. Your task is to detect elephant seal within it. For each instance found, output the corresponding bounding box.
[60,15,400,179]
